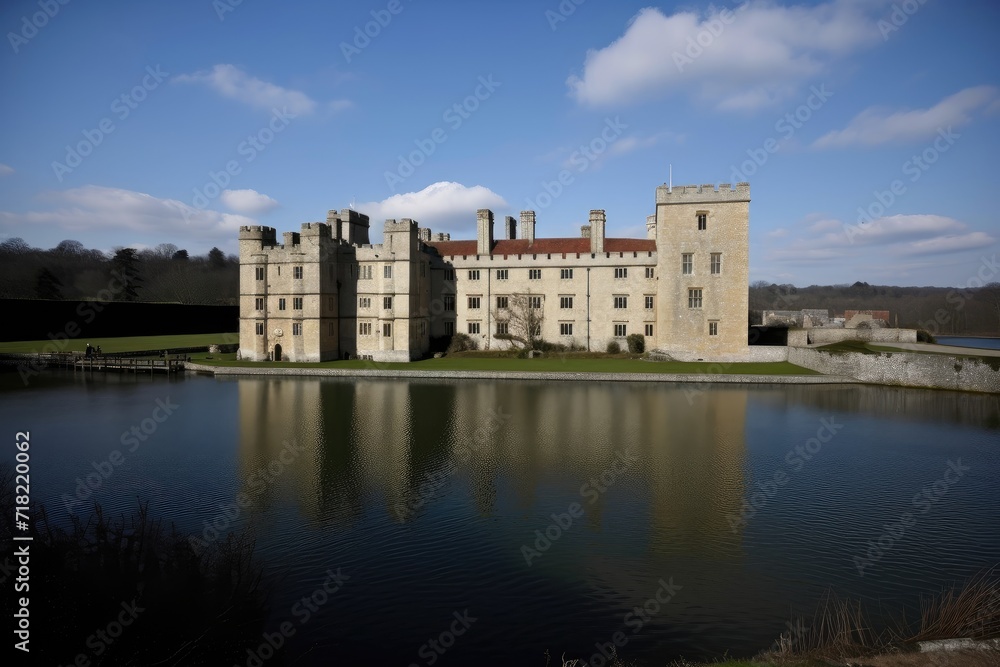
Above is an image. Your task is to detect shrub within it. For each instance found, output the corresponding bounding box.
[446,332,478,354]
[626,333,645,354]
[606,340,621,354]
[916,329,936,343]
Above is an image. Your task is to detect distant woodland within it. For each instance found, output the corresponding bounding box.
[1,237,998,335]
[749,281,1000,336]
[0,237,238,306]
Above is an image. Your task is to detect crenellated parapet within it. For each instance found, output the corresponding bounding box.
[238,225,277,245]
[656,182,750,204]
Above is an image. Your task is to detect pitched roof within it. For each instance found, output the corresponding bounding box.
[427,237,656,256]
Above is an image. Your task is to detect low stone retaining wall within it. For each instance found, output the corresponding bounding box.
[788,347,1000,393]
[650,347,789,363]
[788,328,918,346]
[183,362,851,386]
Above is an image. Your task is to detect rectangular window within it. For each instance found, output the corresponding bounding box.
[468,322,481,335]
[645,267,654,279]
[496,322,509,335]
[359,322,372,336]
[688,288,703,309]
[528,296,542,309]
[614,324,627,337]
[496,295,508,310]
[614,267,627,279]
[328,296,335,311]
[255,266,265,280]
[529,269,541,280]
[560,296,573,309]
[383,296,393,310]
[560,268,573,279]
[292,322,302,336]
[445,321,455,336]
[682,253,693,275]
[444,295,455,312]
[359,297,371,309]
[468,269,480,280]
[383,322,392,338]
[614,295,628,309]
[293,297,303,310]
[560,322,573,336]
[644,296,654,309]
[278,298,286,311]
[496,269,508,280]
[444,269,455,281]
[711,253,722,275]
[328,322,335,337]
[293,266,303,279]
[420,262,426,278]
[468,296,481,309]
[697,213,707,230]
[645,323,654,337]
[384,265,392,279]
[255,322,264,335]
[709,321,719,336]
[254,297,264,310]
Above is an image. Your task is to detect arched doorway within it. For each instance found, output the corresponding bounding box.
[273,344,282,361]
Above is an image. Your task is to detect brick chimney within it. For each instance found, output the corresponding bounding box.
[520,210,536,245]
[589,210,605,254]
[476,209,494,255]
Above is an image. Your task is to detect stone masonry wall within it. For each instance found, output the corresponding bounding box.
[788,347,1000,393]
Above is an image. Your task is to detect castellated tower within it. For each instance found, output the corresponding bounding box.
[653,183,750,360]
[238,222,340,362]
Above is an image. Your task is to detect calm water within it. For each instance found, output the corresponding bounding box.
[938,336,1000,351]
[2,371,999,665]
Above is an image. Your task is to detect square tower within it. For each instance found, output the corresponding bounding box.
[654,183,750,359]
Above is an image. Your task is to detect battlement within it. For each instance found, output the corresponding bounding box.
[656,182,750,204]
[239,226,277,243]
[384,218,418,233]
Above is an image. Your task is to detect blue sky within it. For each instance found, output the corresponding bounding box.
[1,0,998,286]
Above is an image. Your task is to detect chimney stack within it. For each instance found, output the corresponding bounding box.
[503,216,517,240]
[589,210,605,254]
[520,210,536,245]
[476,209,494,255]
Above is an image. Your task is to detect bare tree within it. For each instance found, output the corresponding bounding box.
[493,292,544,349]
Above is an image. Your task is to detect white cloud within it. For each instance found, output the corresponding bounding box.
[174,64,325,115]
[0,163,13,176]
[356,182,508,233]
[765,213,996,266]
[221,188,279,215]
[0,185,254,240]
[813,86,1000,148]
[567,1,887,110]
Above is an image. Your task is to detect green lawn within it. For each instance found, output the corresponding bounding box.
[0,333,238,354]
[190,352,818,375]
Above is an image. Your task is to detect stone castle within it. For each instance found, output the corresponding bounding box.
[238,181,750,362]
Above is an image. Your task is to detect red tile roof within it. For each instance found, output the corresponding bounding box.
[427,237,655,256]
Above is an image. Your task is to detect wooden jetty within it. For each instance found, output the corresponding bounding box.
[31,353,186,374]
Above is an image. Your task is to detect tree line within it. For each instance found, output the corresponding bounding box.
[750,281,1000,336]
[0,238,238,305]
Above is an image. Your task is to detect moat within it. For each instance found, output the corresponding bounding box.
[2,372,998,665]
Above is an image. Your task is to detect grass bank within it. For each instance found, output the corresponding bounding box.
[0,332,237,354]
